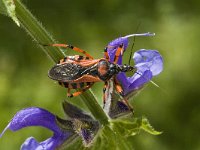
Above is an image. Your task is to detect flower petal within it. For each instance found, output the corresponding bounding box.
[133,49,163,76]
[116,49,163,96]
[117,71,152,95]
[21,135,68,150]
[106,33,155,64]
[20,137,43,150]
[0,107,72,150]
[3,107,61,134]
[128,70,153,90]
[107,36,128,64]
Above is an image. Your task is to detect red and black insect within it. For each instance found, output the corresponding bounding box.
[46,43,136,109]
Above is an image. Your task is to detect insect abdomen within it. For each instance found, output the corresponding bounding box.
[58,82,92,89]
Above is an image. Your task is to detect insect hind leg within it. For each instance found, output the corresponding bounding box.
[67,82,94,98]
[43,43,93,59]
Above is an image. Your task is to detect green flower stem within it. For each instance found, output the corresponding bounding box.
[14,0,108,125]
[15,0,64,62]
[81,90,109,125]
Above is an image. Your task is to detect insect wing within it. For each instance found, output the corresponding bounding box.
[48,63,85,81]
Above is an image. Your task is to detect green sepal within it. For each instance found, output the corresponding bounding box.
[57,134,83,150]
[62,100,93,120]
[56,116,74,131]
[59,101,100,147]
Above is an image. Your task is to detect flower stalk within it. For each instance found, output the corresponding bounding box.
[15,0,64,62]
[81,90,109,125]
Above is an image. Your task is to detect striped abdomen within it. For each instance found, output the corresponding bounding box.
[58,81,93,89]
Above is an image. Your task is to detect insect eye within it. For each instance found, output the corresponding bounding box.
[109,64,117,74]
[98,60,108,67]
[97,60,109,76]
[109,64,115,69]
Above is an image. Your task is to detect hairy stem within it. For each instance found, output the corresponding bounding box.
[15,0,64,62]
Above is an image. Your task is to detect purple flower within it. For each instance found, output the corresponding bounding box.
[0,107,73,150]
[0,101,100,149]
[106,33,163,96]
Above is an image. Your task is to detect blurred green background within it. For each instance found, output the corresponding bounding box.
[0,0,200,149]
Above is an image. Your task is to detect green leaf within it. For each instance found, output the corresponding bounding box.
[110,116,162,137]
[2,0,20,26]
[90,125,133,150]
[111,117,141,136]
[141,116,162,135]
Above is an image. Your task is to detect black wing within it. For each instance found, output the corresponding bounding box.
[48,63,86,81]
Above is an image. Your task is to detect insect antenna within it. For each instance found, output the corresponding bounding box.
[128,39,135,66]
[125,31,155,65]
[128,22,141,65]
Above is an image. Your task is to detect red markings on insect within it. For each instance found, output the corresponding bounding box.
[45,43,136,110]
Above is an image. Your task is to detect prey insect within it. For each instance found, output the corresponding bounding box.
[46,33,152,110]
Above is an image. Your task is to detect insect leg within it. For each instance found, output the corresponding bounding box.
[44,43,93,59]
[67,88,73,97]
[114,77,134,112]
[67,83,94,97]
[103,81,108,108]
[104,47,110,61]
[113,44,124,64]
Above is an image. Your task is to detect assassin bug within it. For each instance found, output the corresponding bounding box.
[46,33,154,109]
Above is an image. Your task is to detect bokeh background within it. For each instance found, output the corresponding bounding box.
[0,0,200,149]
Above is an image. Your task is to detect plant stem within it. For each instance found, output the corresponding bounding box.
[14,0,108,125]
[81,90,109,125]
[15,0,64,62]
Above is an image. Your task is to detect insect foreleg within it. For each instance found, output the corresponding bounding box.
[114,77,134,113]
[67,88,72,97]
[113,44,124,64]
[103,81,108,108]
[104,47,110,61]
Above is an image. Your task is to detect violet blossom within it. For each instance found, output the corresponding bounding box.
[0,107,72,150]
[0,101,100,150]
[106,33,163,97]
